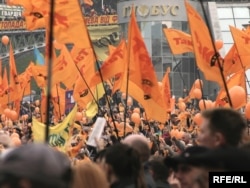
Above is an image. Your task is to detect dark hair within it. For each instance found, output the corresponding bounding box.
[104,143,146,188]
[202,108,247,146]
[148,159,170,182]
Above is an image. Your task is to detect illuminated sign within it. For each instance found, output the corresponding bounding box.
[122,5,179,18]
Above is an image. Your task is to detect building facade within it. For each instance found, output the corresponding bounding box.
[117,0,250,99]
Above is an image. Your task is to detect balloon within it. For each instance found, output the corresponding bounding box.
[131,112,141,125]
[178,97,183,103]
[11,137,21,147]
[193,88,202,99]
[198,100,207,111]
[1,114,5,121]
[194,79,203,89]
[35,100,40,106]
[127,97,133,106]
[178,102,186,111]
[75,112,83,121]
[122,93,126,99]
[215,40,223,50]
[158,82,162,90]
[11,133,19,138]
[193,113,203,126]
[176,131,185,140]
[1,35,9,45]
[35,107,40,113]
[10,110,18,121]
[3,108,11,118]
[133,107,140,114]
[170,129,179,138]
[245,102,250,119]
[229,86,246,109]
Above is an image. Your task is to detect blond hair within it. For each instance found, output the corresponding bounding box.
[72,161,109,188]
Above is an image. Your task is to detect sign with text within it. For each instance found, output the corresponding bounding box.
[65,90,75,115]
[85,15,118,26]
[0,20,26,30]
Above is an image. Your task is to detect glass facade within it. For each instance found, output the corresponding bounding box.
[120,20,200,98]
[216,5,250,93]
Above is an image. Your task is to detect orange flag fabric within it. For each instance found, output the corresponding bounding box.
[52,45,79,89]
[229,26,250,70]
[121,8,168,123]
[163,28,193,54]
[223,44,242,76]
[185,1,223,87]
[90,39,127,87]
[216,70,246,109]
[161,67,172,112]
[8,0,92,48]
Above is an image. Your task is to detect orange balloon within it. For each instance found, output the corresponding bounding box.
[12,137,21,147]
[75,112,83,121]
[122,93,126,99]
[11,132,19,138]
[206,100,213,109]
[1,114,5,121]
[35,107,40,113]
[199,100,207,111]
[35,100,40,106]
[131,112,141,125]
[1,35,9,45]
[4,108,11,118]
[229,86,246,109]
[178,102,186,111]
[127,97,133,106]
[245,102,250,119]
[193,88,202,99]
[170,129,179,138]
[10,110,18,121]
[193,113,203,126]
[178,97,183,103]
[194,79,203,89]
[158,82,162,90]
[133,107,140,114]
[215,40,223,50]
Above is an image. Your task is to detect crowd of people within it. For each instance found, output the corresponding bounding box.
[0,88,249,188]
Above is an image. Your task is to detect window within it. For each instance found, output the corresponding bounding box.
[217,8,233,19]
[233,7,250,18]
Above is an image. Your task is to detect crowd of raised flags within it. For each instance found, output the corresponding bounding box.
[0,0,249,159]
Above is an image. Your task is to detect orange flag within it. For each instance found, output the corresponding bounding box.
[163,28,193,54]
[9,0,92,48]
[52,45,79,89]
[83,0,93,6]
[30,63,47,88]
[121,8,168,123]
[51,85,66,120]
[8,43,21,102]
[223,44,242,76]
[229,26,250,70]
[216,70,246,109]
[161,67,172,112]
[185,1,223,87]
[90,39,127,87]
[73,77,93,108]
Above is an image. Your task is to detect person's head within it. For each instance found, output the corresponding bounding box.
[103,143,145,187]
[72,161,109,188]
[198,108,247,148]
[122,134,150,163]
[148,158,171,183]
[0,143,72,188]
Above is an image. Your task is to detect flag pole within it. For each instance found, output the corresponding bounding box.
[196,68,206,109]
[199,0,232,107]
[76,1,120,140]
[45,0,55,143]
[55,83,62,120]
